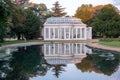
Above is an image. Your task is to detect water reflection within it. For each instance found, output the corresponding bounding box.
[76,49,120,75]
[43,43,92,64]
[0,43,120,80]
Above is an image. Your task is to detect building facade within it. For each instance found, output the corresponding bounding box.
[43,17,92,40]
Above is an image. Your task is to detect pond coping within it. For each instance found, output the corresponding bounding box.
[87,43,120,53]
[0,42,45,50]
[0,39,99,50]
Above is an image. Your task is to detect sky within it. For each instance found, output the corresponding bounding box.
[29,0,119,16]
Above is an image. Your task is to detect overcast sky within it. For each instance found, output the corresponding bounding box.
[29,0,119,16]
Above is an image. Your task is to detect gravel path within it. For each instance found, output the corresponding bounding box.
[87,43,120,52]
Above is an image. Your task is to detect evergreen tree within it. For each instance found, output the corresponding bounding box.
[52,1,66,17]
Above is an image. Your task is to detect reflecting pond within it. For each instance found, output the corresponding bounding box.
[0,43,120,80]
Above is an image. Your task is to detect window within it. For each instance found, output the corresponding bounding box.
[50,28,54,38]
[46,28,49,38]
[61,28,64,39]
[73,28,76,38]
[66,28,69,39]
[55,28,58,38]
[82,28,84,38]
[77,28,80,38]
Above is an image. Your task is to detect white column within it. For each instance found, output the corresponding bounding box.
[49,28,51,40]
[84,28,87,40]
[58,28,60,40]
[59,28,61,40]
[53,44,55,55]
[44,44,46,56]
[80,43,82,54]
[64,28,65,40]
[44,28,46,40]
[48,28,50,39]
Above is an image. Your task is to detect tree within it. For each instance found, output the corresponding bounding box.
[23,9,41,39]
[28,3,52,27]
[11,6,26,40]
[91,4,120,38]
[0,0,10,42]
[14,0,29,7]
[52,1,66,17]
[75,4,94,23]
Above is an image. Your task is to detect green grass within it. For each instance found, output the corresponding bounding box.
[99,40,120,47]
[0,39,44,47]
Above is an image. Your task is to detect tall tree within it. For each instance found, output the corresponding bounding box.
[28,3,52,26]
[23,9,41,39]
[0,0,10,42]
[91,4,120,38]
[52,1,66,17]
[11,6,26,40]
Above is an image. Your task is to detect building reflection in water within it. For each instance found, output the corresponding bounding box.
[42,43,92,65]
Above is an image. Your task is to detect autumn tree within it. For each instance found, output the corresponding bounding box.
[75,4,94,22]
[52,1,66,17]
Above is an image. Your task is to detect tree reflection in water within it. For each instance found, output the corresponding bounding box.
[76,49,120,76]
[0,45,120,80]
[0,45,50,80]
[52,64,66,78]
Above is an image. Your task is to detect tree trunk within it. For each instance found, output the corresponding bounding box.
[17,34,21,40]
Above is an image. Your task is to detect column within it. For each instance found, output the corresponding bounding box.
[63,28,66,40]
[48,28,49,39]
[58,28,59,39]
[44,28,46,40]
[49,28,51,40]
[84,28,87,40]
[69,28,70,39]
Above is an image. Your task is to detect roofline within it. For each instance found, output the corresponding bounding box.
[44,24,86,26]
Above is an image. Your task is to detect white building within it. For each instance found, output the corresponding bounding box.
[43,17,92,40]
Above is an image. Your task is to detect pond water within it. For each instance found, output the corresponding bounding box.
[0,43,120,80]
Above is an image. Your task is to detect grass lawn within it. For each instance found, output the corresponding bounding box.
[0,39,44,46]
[99,41,120,47]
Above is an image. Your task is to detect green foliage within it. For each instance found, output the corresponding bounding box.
[76,50,120,75]
[11,7,26,40]
[0,0,11,42]
[91,5,120,38]
[24,9,41,39]
[52,1,66,17]
[0,45,47,79]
